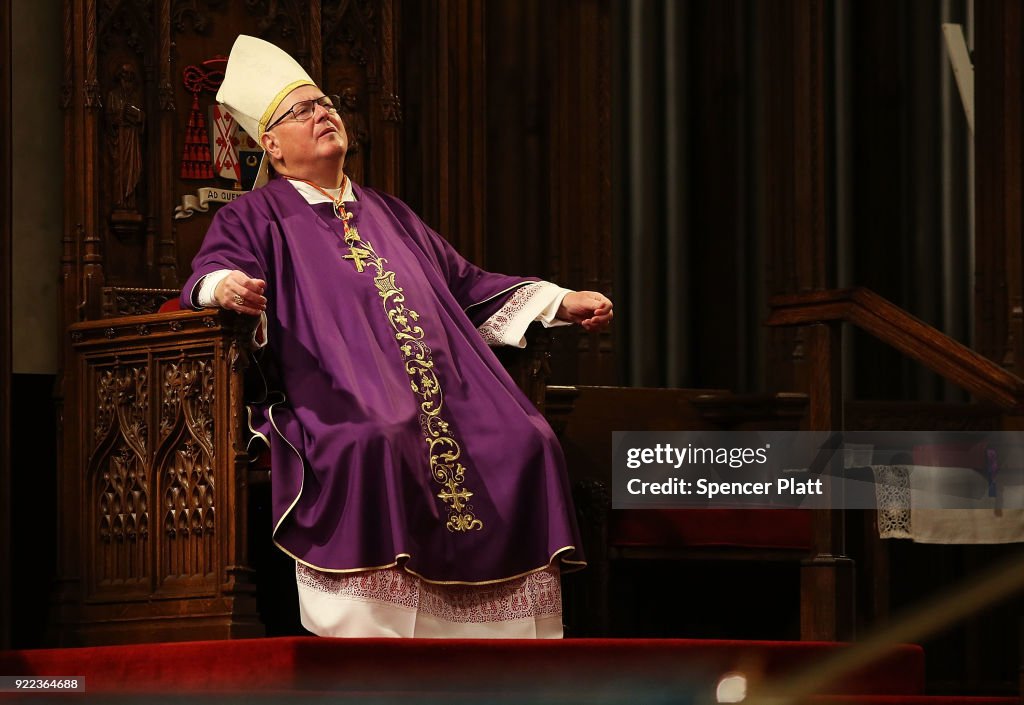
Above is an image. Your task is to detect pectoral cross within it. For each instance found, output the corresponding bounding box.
[342,245,373,272]
[339,219,371,271]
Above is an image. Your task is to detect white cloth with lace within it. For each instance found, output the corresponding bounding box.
[475,281,573,347]
[296,563,565,638]
[873,464,1024,543]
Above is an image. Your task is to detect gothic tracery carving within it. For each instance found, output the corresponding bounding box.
[244,0,306,44]
[170,0,226,35]
[98,0,156,55]
[324,0,374,69]
[92,364,150,584]
[158,357,216,578]
[159,357,214,444]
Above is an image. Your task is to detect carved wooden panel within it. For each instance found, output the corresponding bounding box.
[87,360,150,594]
[60,0,403,319]
[102,287,180,316]
[61,310,258,643]
[156,355,216,584]
[163,0,402,291]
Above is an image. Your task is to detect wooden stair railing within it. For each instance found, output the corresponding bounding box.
[767,287,1024,645]
[768,287,1024,411]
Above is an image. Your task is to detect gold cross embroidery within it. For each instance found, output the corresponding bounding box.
[438,479,473,511]
[342,245,373,272]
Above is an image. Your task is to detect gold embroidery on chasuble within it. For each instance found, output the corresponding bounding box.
[337,206,484,533]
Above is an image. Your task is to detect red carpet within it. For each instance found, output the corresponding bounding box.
[811,699,1018,705]
[0,636,930,701]
[0,637,1016,703]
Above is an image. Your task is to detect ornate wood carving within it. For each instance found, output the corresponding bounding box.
[170,0,226,34]
[105,62,146,229]
[60,310,260,642]
[89,362,150,590]
[62,1,74,110]
[380,92,401,122]
[62,0,407,308]
[98,0,155,55]
[245,0,307,46]
[102,287,179,316]
[324,0,372,67]
[84,0,101,111]
[157,0,174,112]
[157,357,216,581]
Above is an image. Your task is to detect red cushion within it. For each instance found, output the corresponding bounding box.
[611,509,813,551]
[159,298,182,313]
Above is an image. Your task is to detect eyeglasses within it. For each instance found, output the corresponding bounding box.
[266,94,340,131]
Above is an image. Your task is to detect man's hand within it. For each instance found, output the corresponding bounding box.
[557,290,614,332]
[214,270,268,316]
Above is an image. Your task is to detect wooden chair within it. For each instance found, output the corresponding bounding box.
[549,385,853,641]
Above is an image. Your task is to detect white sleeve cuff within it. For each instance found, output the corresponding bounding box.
[195,269,233,308]
[193,270,268,348]
[536,288,573,328]
[477,282,572,348]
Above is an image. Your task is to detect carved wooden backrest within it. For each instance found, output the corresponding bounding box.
[62,0,401,321]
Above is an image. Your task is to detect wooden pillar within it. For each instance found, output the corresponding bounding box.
[797,323,855,641]
[975,1,1024,372]
[545,0,614,385]
[975,0,1024,690]
[762,1,854,641]
[763,0,833,391]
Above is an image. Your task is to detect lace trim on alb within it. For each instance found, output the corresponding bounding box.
[873,464,912,539]
[477,282,545,346]
[296,563,562,623]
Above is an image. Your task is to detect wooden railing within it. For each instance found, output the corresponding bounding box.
[767,287,1024,412]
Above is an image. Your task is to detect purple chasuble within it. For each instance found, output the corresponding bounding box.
[182,178,584,583]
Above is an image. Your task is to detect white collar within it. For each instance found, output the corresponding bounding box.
[286,177,357,205]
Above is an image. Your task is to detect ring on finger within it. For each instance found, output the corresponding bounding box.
[233,294,244,305]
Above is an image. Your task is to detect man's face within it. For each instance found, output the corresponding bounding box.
[262,84,348,176]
